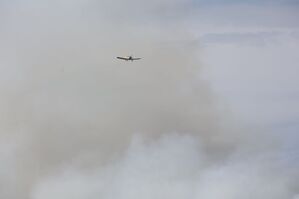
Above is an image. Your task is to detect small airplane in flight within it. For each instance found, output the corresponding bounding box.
[116,55,141,61]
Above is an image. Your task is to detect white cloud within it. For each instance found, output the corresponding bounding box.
[31,134,298,199]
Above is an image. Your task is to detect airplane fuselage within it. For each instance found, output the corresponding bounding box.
[117,56,141,61]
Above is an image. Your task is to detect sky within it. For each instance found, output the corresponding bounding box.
[192,0,299,140]
[0,0,298,199]
[194,0,299,5]
[194,0,299,168]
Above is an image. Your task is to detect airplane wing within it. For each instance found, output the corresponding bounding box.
[117,57,129,60]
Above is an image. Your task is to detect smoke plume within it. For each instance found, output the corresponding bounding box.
[0,1,298,199]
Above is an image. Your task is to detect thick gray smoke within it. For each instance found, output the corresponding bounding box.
[0,1,298,199]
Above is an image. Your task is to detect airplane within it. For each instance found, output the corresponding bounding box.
[116,55,141,61]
